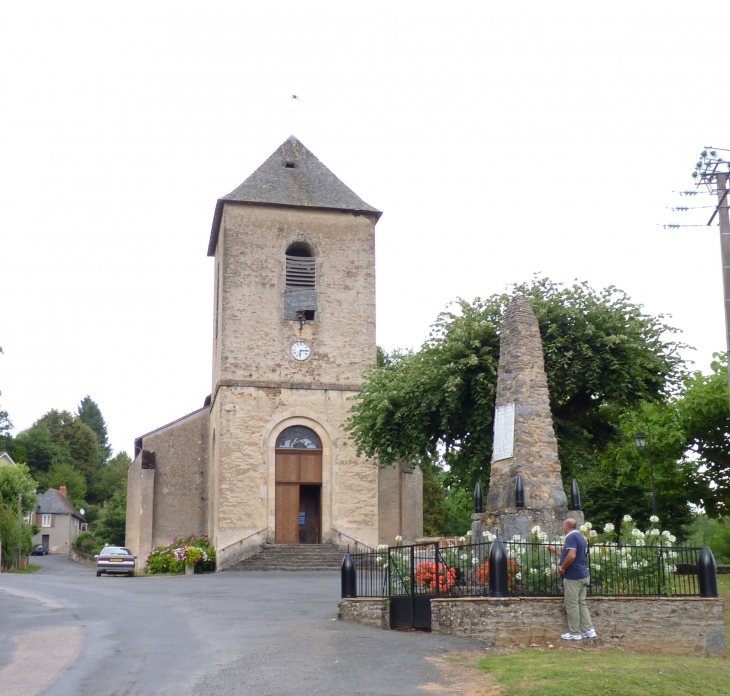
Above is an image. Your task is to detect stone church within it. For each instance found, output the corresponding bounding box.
[126,136,423,569]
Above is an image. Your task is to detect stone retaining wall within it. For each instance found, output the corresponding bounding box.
[431,596,726,657]
[339,595,726,657]
[338,598,389,630]
[68,548,96,568]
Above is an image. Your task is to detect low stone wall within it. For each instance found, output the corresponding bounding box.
[338,598,389,630]
[431,596,726,657]
[68,548,96,568]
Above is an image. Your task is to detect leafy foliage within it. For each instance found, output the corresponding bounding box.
[146,535,216,574]
[77,396,112,464]
[74,530,104,555]
[45,461,87,503]
[94,488,127,546]
[598,355,729,519]
[347,278,685,494]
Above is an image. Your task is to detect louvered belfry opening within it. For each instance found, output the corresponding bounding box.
[286,253,315,288]
[284,243,317,321]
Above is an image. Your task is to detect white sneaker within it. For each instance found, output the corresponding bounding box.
[582,628,597,639]
[561,632,583,641]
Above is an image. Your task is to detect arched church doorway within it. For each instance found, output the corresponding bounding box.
[275,426,322,544]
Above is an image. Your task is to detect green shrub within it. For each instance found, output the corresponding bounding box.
[145,535,216,574]
[74,531,103,555]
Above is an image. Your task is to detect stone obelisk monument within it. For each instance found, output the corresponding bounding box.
[473,294,582,540]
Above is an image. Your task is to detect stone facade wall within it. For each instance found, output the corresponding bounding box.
[338,598,390,630]
[209,202,383,567]
[377,463,424,545]
[68,548,96,568]
[210,387,380,567]
[126,408,209,566]
[32,514,78,555]
[215,203,376,389]
[431,596,726,657]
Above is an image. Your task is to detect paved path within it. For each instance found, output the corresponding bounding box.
[0,555,481,695]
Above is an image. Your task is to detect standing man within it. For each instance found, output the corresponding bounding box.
[547,518,597,641]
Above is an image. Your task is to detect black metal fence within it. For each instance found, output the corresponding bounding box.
[350,539,705,599]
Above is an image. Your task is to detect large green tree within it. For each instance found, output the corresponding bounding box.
[13,410,99,482]
[347,278,684,494]
[598,355,729,523]
[0,462,38,568]
[77,396,112,464]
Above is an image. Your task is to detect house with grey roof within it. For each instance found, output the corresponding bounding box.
[0,451,17,467]
[32,486,85,554]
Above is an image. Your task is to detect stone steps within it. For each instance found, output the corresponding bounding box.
[227,544,345,571]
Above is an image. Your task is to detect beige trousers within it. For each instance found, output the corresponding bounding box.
[563,577,593,634]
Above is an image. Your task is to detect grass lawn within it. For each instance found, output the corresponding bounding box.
[471,577,730,695]
[8,564,42,574]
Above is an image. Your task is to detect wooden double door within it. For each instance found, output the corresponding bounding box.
[275,449,322,544]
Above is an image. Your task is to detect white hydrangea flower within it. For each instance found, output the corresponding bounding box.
[458,536,466,544]
[623,514,633,523]
[466,530,472,536]
[538,532,549,542]
[620,560,629,569]
[460,553,469,561]
[661,530,671,538]
[512,534,522,542]
[531,525,541,534]
[593,563,601,571]
[584,522,593,531]
[483,531,497,542]
[649,515,660,524]
[603,523,615,533]
[579,524,588,533]
[669,534,676,543]
[395,535,403,542]
[650,528,660,537]
[515,572,522,580]
[589,529,598,538]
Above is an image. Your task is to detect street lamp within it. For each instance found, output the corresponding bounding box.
[634,431,658,517]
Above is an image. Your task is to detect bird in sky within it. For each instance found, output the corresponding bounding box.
[292,94,299,99]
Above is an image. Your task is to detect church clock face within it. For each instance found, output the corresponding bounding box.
[290,340,311,361]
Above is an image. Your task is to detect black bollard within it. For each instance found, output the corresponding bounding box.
[341,553,357,598]
[570,478,581,511]
[515,474,525,508]
[698,546,719,598]
[474,481,483,514]
[488,539,509,597]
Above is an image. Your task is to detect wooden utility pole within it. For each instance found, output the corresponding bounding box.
[716,171,730,408]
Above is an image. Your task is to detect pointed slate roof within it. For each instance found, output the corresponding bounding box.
[207,136,381,256]
[36,488,85,520]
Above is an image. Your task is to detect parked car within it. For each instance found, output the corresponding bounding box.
[95,546,137,577]
[31,544,48,556]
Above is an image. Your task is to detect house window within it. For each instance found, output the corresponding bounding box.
[284,243,317,322]
[42,514,51,527]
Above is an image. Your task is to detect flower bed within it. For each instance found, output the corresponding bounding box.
[146,535,216,574]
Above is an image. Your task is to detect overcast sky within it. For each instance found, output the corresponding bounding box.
[1,2,729,456]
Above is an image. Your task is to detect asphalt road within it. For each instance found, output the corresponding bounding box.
[0,555,481,695]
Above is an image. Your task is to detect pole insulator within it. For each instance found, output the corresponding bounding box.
[570,479,581,511]
[515,474,525,508]
[698,546,719,598]
[488,539,509,597]
[341,553,357,598]
[474,481,483,514]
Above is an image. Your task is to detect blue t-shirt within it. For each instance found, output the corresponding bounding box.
[560,531,589,580]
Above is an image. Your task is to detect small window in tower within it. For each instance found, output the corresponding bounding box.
[285,162,295,169]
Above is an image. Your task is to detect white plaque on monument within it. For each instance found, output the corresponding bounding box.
[493,402,515,461]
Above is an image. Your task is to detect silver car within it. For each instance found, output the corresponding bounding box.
[95,546,137,577]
